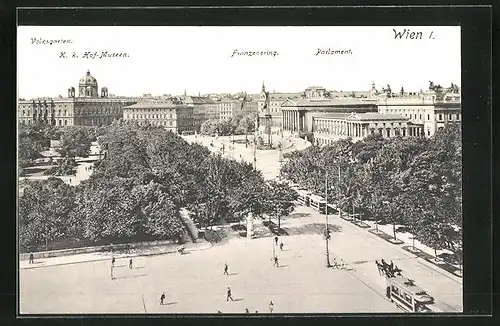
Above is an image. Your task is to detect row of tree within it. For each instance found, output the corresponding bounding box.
[200,115,255,139]
[19,122,296,252]
[19,123,103,167]
[280,125,462,257]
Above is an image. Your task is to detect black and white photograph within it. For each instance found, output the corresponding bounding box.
[18,23,464,314]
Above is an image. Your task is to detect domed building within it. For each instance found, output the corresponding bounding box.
[79,70,99,98]
[18,71,136,126]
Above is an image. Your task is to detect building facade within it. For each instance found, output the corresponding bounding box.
[242,98,259,117]
[281,97,379,134]
[377,91,461,137]
[277,84,460,145]
[313,113,423,146]
[122,100,194,134]
[18,71,134,126]
[181,96,218,131]
[218,98,244,121]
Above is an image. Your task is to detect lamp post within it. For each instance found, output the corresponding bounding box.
[325,171,332,268]
[278,145,283,180]
[337,164,342,219]
[253,114,258,170]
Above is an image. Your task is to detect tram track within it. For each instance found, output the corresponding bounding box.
[335,215,462,285]
[330,214,463,312]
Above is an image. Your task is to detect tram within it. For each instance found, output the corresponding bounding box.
[297,189,311,206]
[385,276,457,313]
[309,194,327,214]
[386,276,434,312]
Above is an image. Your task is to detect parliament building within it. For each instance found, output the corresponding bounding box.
[18,71,135,126]
[257,81,461,146]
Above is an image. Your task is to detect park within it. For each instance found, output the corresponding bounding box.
[18,122,463,314]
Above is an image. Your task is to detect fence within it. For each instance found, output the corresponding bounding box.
[19,239,174,261]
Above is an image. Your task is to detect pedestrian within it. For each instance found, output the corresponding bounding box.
[111,257,115,268]
[129,258,133,269]
[395,265,402,276]
[29,253,34,264]
[223,263,229,276]
[273,256,279,267]
[255,310,258,314]
[340,259,345,269]
[69,178,72,184]
[390,260,394,272]
[332,258,339,269]
[160,292,166,305]
[279,242,284,251]
[217,310,222,313]
[245,308,249,313]
[269,300,274,313]
[274,236,278,245]
[226,287,234,302]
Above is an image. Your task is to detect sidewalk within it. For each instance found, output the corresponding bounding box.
[20,239,213,270]
[335,216,463,284]
[362,220,462,270]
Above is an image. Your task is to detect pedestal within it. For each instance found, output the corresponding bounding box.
[246,213,254,239]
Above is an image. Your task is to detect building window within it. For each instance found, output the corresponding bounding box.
[427,114,430,120]
[419,114,422,120]
[456,114,460,120]
[448,114,452,120]
[64,120,68,126]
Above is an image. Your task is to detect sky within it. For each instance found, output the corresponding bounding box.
[17,26,461,99]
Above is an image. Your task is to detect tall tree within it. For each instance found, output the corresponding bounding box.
[263,180,298,229]
[238,115,256,141]
[59,127,91,158]
[19,177,76,251]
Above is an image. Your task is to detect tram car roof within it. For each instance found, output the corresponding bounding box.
[309,194,326,203]
[387,276,434,304]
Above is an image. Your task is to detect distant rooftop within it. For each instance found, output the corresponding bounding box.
[123,102,188,109]
[182,96,216,104]
[284,98,378,107]
[346,113,408,121]
[269,93,302,100]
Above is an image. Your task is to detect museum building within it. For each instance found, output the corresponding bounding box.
[18,71,135,126]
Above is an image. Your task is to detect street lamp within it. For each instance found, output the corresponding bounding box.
[325,171,332,268]
[278,146,283,180]
[253,114,258,170]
